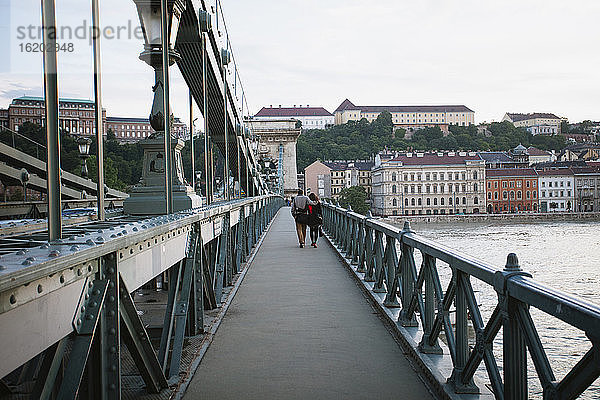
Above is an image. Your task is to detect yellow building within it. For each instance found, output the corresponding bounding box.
[334,99,475,134]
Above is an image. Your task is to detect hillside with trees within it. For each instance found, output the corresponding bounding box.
[296,111,568,171]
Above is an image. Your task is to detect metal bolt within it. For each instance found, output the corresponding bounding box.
[108,310,115,317]
[90,301,98,308]
[86,314,94,320]
[89,281,93,288]
[109,296,115,302]
[77,318,82,325]
[111,365,117,371]
[108,267,115,274]
[93,289,100,295]
[81,306,86,313]
[109,328,116,335]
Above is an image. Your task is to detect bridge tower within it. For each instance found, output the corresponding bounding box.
[247,119,300,198]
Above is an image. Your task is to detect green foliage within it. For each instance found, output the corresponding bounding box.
[297,118,569,172]
[297,111,408,171]
[86,155,125,190]
[337,186,369,215]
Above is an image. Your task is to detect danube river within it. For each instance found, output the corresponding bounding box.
[395,220,600,398]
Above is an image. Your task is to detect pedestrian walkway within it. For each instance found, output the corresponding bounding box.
[183,208,433,400]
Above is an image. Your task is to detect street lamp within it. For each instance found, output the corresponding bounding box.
[133,0,185,134]
[125,0,201,215]
[77,136,91,178]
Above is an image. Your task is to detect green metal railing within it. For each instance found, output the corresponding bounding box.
[0,195,284,398]
[323,201,600,399]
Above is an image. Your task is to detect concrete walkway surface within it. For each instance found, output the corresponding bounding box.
[183,207,433,400]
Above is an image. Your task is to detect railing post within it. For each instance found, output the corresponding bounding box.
[399,222,418,327]
[448,269,479,393]
[344,207,353,257]
[383,235,400,307]
[502,253,528,399]
[350,216,361,265]
[372,230,386,293]
[418,254,442,354]
[357,212,371,273]
[363,219,375,281]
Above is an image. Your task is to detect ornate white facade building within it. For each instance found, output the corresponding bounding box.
[372,152,486,216]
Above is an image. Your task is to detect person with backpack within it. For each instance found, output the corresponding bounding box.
[291,189,316,248]
[307,192,323,248]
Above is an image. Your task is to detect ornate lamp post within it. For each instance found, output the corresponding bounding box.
[124,0,201,215]
[77,136,91,179]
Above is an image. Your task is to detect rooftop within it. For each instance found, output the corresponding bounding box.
[506,112,561,122]
[335,99,474,114]
[12,96,95,104]
[389,152,481,166]
[486,168,538,177]
[535,168,574,176]
[255,106,333,117]
[527,146,551,156]
[323,160,374,171]
[477,152,514,163]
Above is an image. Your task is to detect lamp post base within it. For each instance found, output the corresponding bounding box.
[123,135,203,215]
[123,184,202,215]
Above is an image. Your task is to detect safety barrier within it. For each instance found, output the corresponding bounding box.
[323,201,600,399]
[0,195,283,399]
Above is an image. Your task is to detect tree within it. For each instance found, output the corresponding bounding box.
[337,186,369,215]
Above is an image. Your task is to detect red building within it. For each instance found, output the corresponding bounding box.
[486,169,539,213]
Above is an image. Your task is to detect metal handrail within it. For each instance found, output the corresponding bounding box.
[0,127,47,159]
[323,201,600,399]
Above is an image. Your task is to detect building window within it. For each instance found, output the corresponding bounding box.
[441,198,445,205]
[426,198,431,206]
[474,197,479,204]
[392,185,396,194]
[462,197,466,205]
[411,198,415,206]
[418,198,422,206]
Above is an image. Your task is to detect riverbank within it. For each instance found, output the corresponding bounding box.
[383,211,600,225]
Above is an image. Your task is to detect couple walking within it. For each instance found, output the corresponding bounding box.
[291,189,322,248]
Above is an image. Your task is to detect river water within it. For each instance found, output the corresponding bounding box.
[396,220,600,398]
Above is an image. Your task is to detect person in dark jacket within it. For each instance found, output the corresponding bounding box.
[307,193,323,248]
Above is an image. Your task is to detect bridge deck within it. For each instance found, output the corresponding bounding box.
[183,208,433,399]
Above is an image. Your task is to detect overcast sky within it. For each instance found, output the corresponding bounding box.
[1,0,599,125]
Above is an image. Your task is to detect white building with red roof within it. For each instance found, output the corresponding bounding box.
[254,105,334,130]
[371,151,486,216]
